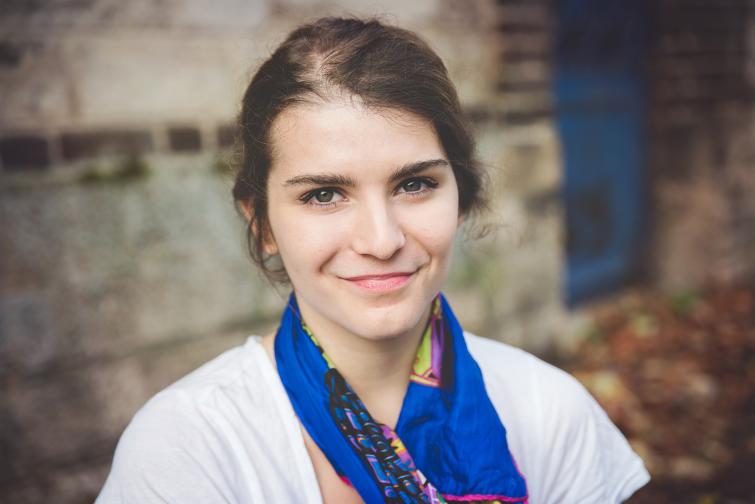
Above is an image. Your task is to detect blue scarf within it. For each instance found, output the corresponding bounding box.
[274,292,528,503]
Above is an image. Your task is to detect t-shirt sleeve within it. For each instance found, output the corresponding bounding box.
[95,391,247,504]
[530,363,650,503]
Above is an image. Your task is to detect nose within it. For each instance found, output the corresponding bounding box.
[351,197,406,260]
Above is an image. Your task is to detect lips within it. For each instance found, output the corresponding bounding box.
[341,270,416,293]
[343,272,415,281]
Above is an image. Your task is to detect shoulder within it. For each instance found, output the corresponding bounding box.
[464,331,650,504]
[464,331,588,415]
[122,336,280,436]
[464,331,598,443]
[97,336,313,503]
[464,330,617,421]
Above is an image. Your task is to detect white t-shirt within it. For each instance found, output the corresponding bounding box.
[97,332,650,503]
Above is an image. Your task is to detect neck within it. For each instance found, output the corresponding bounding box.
[295,296,432,427]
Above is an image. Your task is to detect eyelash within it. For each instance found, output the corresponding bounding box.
[299,177,440,209]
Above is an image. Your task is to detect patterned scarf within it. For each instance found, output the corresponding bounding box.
[274,292,528,503]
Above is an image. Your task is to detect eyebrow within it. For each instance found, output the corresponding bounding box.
[282,159,449,188]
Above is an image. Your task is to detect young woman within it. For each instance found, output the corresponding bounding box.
[97,17,650,504]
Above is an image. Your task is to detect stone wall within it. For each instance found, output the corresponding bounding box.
[0,154,284,502]
[0,1,566,501]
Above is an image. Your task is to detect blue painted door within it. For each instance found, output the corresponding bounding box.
[554,0,649,305]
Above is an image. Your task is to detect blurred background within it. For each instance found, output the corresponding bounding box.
[0,0,753,502]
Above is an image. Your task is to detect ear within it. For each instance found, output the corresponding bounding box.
[240,201,279,256]
[240,200,254,221]
[457,212,466,227]
[260,227,279,256]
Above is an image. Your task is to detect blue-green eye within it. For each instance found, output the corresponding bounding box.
[301,187,345,207]
[313,189,335,203]
[401,179,423,192]
[396,177,438,194]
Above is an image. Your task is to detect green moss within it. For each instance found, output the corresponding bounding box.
[78,154,150,185]
[77,164,106,184]
[115,154,149,180]
[212,151,236,177]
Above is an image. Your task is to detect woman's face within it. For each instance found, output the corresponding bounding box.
[264,100,461,342]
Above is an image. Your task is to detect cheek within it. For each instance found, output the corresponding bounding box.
[402,191,459,257]
[411,217,458,257]
[267,207,345,276]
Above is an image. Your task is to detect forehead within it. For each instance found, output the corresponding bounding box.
[267,101,445,179]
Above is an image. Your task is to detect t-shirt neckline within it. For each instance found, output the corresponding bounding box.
[245,335,325,504]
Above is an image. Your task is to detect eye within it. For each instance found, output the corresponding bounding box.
[313,189,336,203]
[396,177,439,195]
[301,188,345,207]
[401,179,423,193]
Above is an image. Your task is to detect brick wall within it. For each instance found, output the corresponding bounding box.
[646,0,755,288]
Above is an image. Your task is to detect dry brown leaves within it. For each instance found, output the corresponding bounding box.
[564,283,755,504]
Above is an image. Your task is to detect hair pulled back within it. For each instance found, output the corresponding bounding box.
[232,16,486,283]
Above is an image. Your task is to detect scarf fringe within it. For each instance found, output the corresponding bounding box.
[443,494,529,503]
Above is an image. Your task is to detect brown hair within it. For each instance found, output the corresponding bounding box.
[232,16,487,283]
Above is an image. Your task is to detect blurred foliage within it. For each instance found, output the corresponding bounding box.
[669,290,702,317]
[564,283,755,503]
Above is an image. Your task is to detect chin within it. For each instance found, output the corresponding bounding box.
[349,301,427,340]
